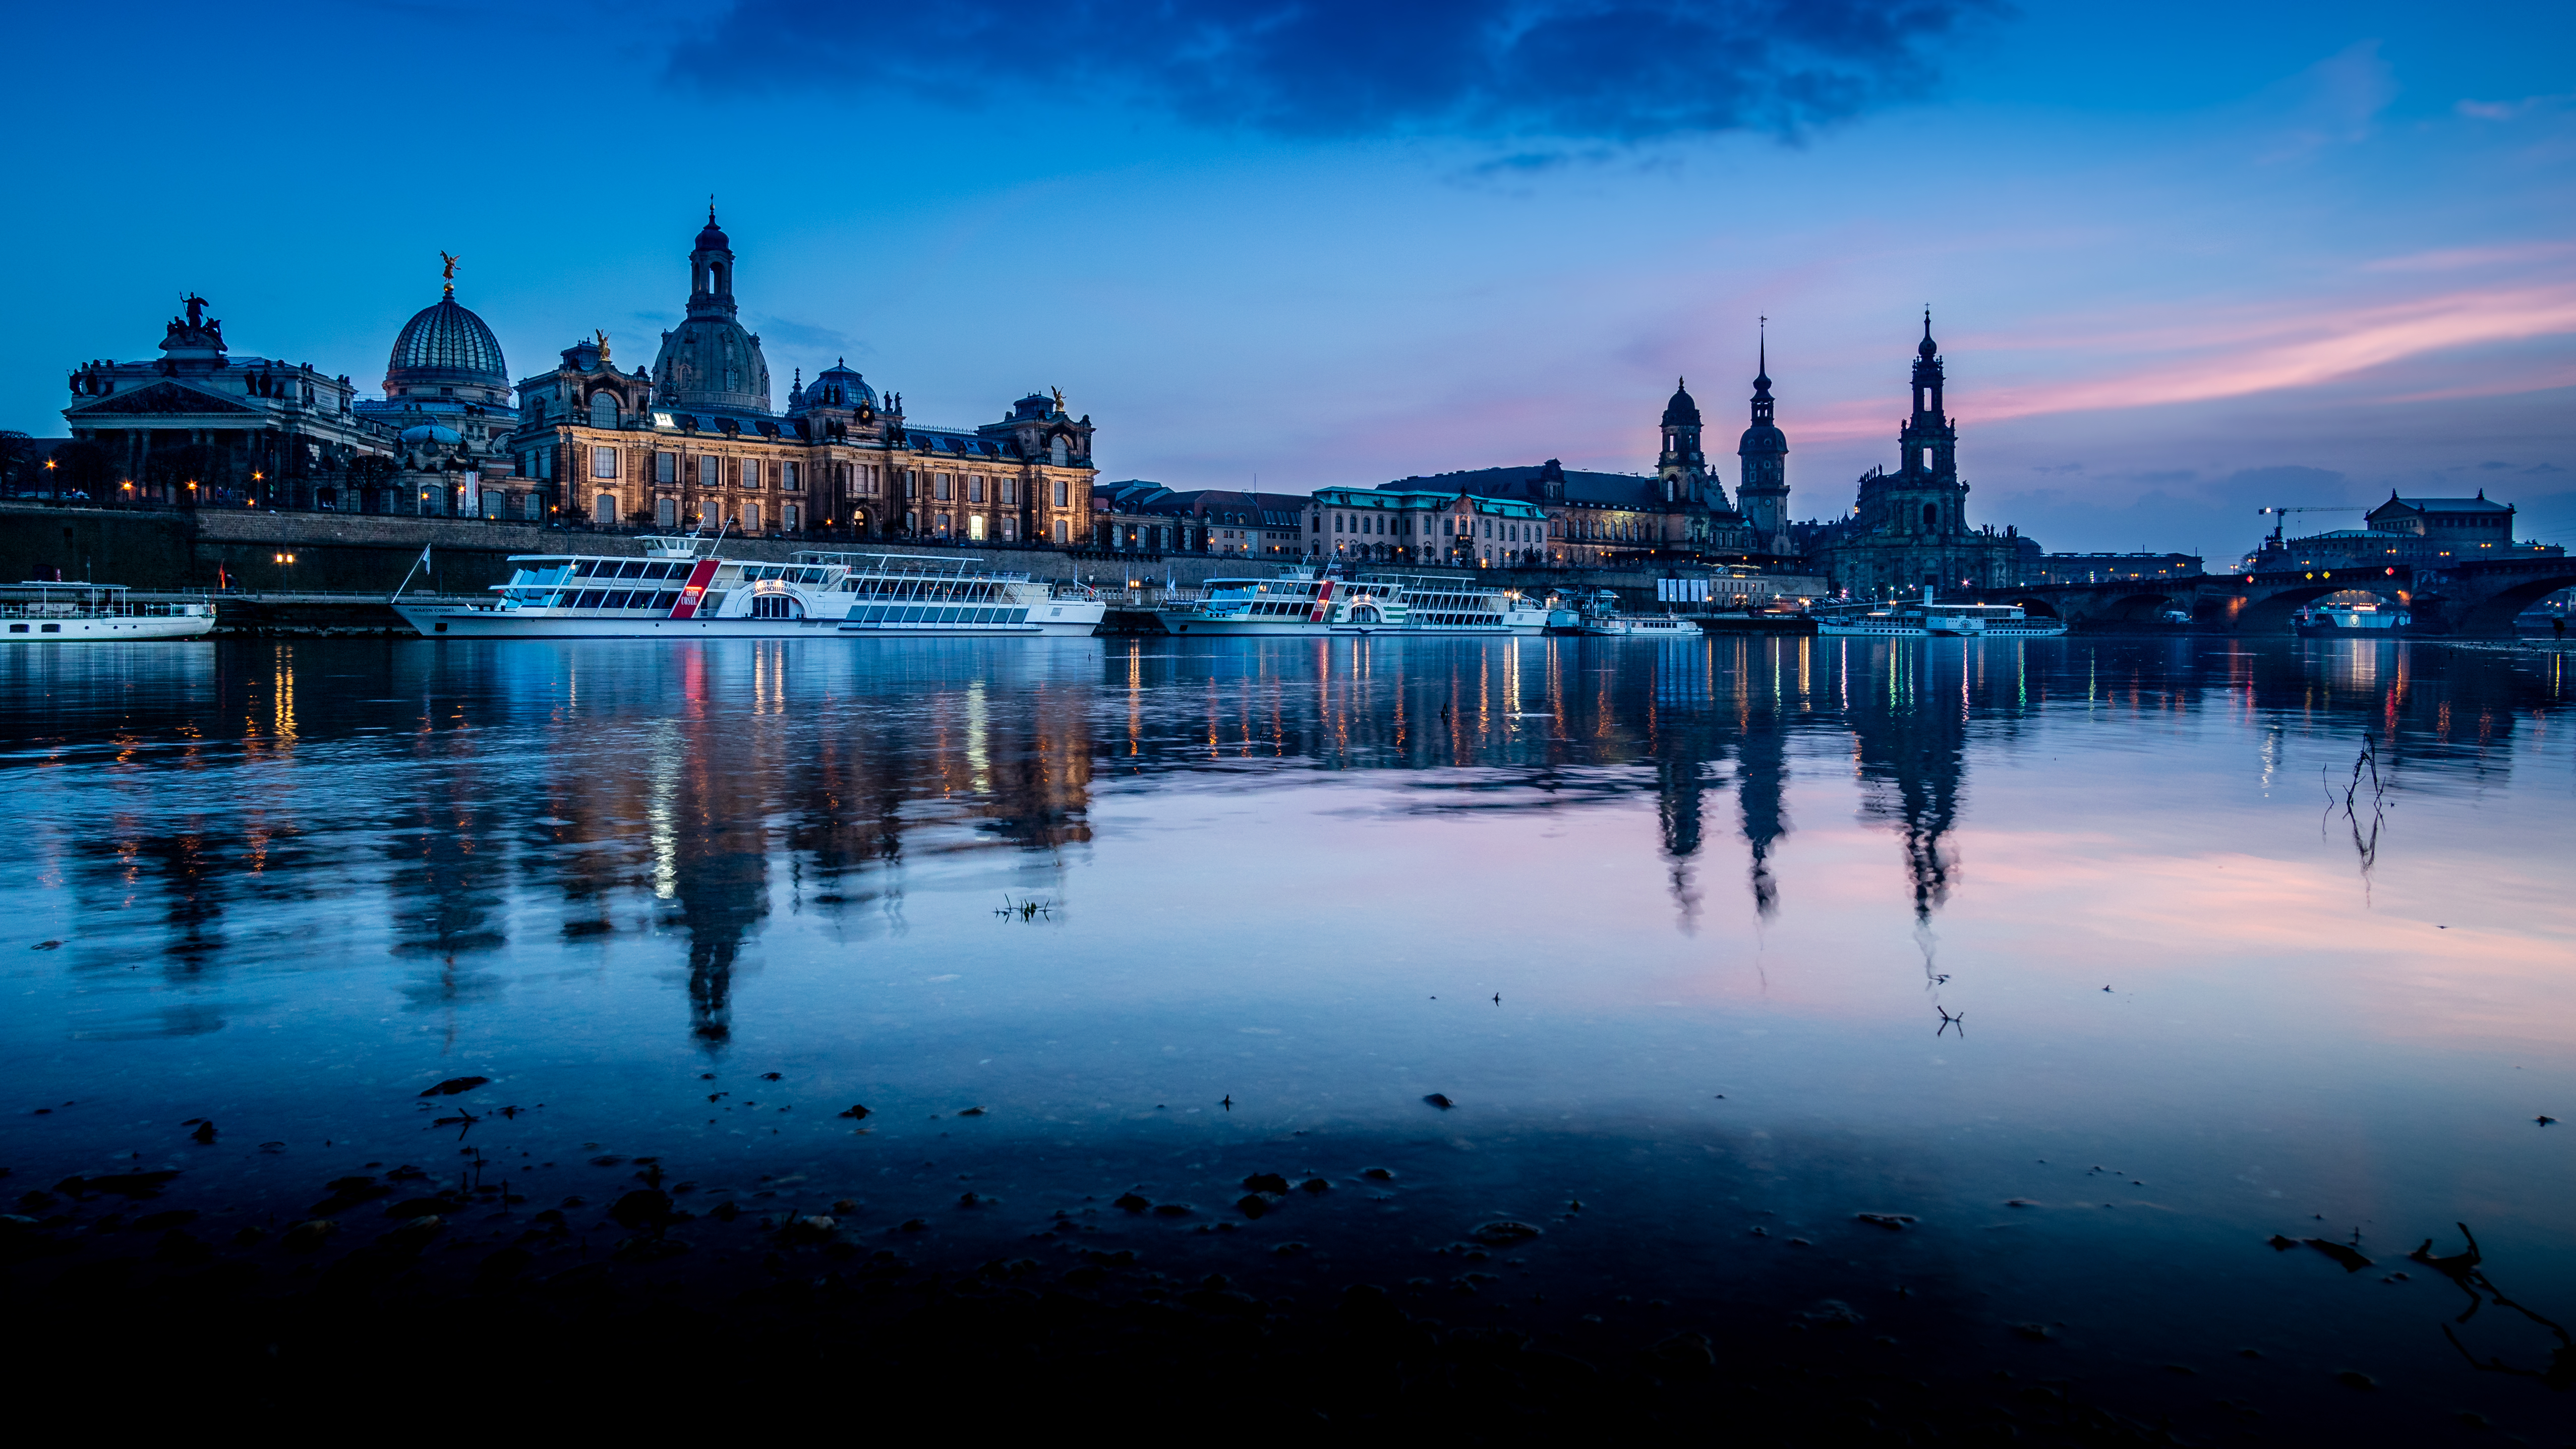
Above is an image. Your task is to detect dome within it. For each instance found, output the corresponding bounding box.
[1738,422,1787,454]
[386,295,508,398]
[807,359,874,410]
[1918,313,1939,359]
[1661,378,1701,426]
[695,206,730,254]
[399,423,463,445]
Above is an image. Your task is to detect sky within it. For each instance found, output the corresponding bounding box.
[8,0,2573,557]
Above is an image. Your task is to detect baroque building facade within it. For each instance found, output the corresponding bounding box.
[506,211,1098,542]
[59,295,387,508]
[1803,317,2026,597]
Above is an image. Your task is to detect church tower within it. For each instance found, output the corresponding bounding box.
[1735,330,1790,555]
[1657,379,1711,506]
[1895,311,1961,529]
[653,206,774,414]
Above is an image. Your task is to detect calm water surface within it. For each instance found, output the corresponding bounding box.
[5,635,2572,1433]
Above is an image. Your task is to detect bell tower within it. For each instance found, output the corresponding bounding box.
[689,204,738,318]
[1658,378,1711,505]
[1735,325,1790,555]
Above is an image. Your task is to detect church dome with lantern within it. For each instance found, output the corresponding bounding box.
[385,288,509,407]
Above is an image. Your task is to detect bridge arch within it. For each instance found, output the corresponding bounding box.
[2236,580,2406,635]
[2438,568,2576,637]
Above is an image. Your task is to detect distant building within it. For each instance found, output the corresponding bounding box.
[2240,491,2560,572]
[1802,316,2030,597]
[1368,376,1771,566]
[1310,486,1550,568]
[505,210,1097,539]
[2028,552,2203,584]
[60,294,385,509]
[1087,481,1306,556]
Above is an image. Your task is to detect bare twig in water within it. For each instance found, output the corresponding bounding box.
[995,895,1057,922]
[2321,734,2390,880]
[1936,1006,1965,1037]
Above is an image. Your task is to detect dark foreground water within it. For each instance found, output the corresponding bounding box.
[4,634,2571,1437]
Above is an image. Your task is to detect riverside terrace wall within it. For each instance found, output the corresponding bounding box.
[0,503,1826,611]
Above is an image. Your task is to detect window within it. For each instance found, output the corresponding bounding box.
[698,455,719,487]
[743,459,761,489]
[656,451,677,484]
[1053,519,1069,545]
[936,512,951,536]
[591,446,619,479]
[784,461,800,492]
[968,514,986,541]
[746,502,761,532]
[1002,516,1017,542]
[1053,479,1068,507]
[1922,502,1938,528]
[969,475,984,503]
[906,510,918,533]
[595,493,616,525]
[1050,436,1070,466]
[935,474,951,501]
[657,497,678,528]
[783,504,799,532]
[590,393,618,429]
[1004,478,1017,505]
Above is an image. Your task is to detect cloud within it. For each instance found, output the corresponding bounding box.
[2455,93,2575,122]
[2223,465,2347,499]
[2256,41,2396,163]
[666,0,2000,142]
[2478,460,2512,470]
[756,315,861,353]
[2528,463,2565,474]
[2029,461,2083,475]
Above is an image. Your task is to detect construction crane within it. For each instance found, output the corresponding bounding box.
[2256,505,2360,549]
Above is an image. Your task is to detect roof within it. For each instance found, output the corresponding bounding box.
[1375,463,1662,508]
[2371,494,2513,514]
[388,295,508,388]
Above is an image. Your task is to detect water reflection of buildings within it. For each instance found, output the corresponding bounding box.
[27,634,2570,1044]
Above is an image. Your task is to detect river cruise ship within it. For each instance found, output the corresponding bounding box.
[392,535,1105,639]
[2294,600,2409,636]
[1811,593,2067,639]
[1155,567,1546,636]
[3,582,213,642]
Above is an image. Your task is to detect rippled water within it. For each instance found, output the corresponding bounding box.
[5,635,2572,1432]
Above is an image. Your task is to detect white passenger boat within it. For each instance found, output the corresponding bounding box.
[1359,574,1550,635]
[393,535,1105,639]
[1155,567,1545,636]
[1567,589,1699,638]
[2295,600,2409,636]
[1811,590,2066,639]
[2,582,213,641]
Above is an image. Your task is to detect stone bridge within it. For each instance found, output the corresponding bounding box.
[1974,556,2576,636]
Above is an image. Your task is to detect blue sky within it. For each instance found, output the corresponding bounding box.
[9,0,2572,556]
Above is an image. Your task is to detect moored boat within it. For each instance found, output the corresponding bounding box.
[2294,600,2410,636]
[2,582,213,642]
[1568,589,1697,637]
[1155,567,1544,636]
[1811,591,2066,639]
[392,535,1104,639]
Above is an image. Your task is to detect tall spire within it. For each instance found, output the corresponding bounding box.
[1754,315,1771,391]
